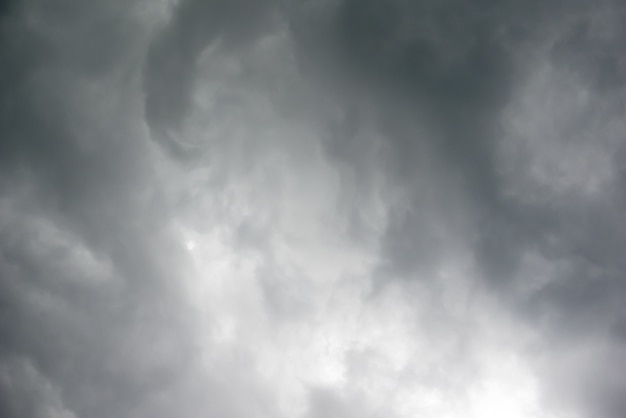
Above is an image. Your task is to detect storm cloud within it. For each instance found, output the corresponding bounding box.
[1,1,625,417]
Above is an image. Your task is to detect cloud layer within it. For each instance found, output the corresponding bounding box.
[1,1,625,417]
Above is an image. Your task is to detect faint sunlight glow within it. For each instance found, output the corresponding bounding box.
[173,216,557,418]
[184,239,196,251]
[166,44,558,415]
[466,353,544,418]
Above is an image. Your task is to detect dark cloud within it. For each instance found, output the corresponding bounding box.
[324,0,516,271]
[0,355,76,418]
[299,0,530,284]
[0,0,15,19]
[142,0,276,158]
[314,0,626,316]
[294,0,626,415]
[2,0,626,417]
[0,2,198,417]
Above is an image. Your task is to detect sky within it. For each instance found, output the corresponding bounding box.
[0,0,625,417]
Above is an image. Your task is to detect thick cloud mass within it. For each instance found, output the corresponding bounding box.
[1,1,625,417]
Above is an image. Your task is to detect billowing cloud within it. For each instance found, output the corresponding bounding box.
[1,1,625,418]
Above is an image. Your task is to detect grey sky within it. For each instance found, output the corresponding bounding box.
[1,1,625,417]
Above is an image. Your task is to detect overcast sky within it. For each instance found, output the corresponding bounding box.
[1,0,625,417]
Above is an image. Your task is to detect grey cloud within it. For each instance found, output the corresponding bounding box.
[0,1,297,416]
[298,0,531,283]
[142,0,277,158]
[535,340,626,418]
[312,0,626,317]
[0,164,196,418]
[305,387,383,418]
[293,1,626,416]
[0,0,15,19]
[0,355,76,418]
[0,3,199,417]
[2,0,626,417]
